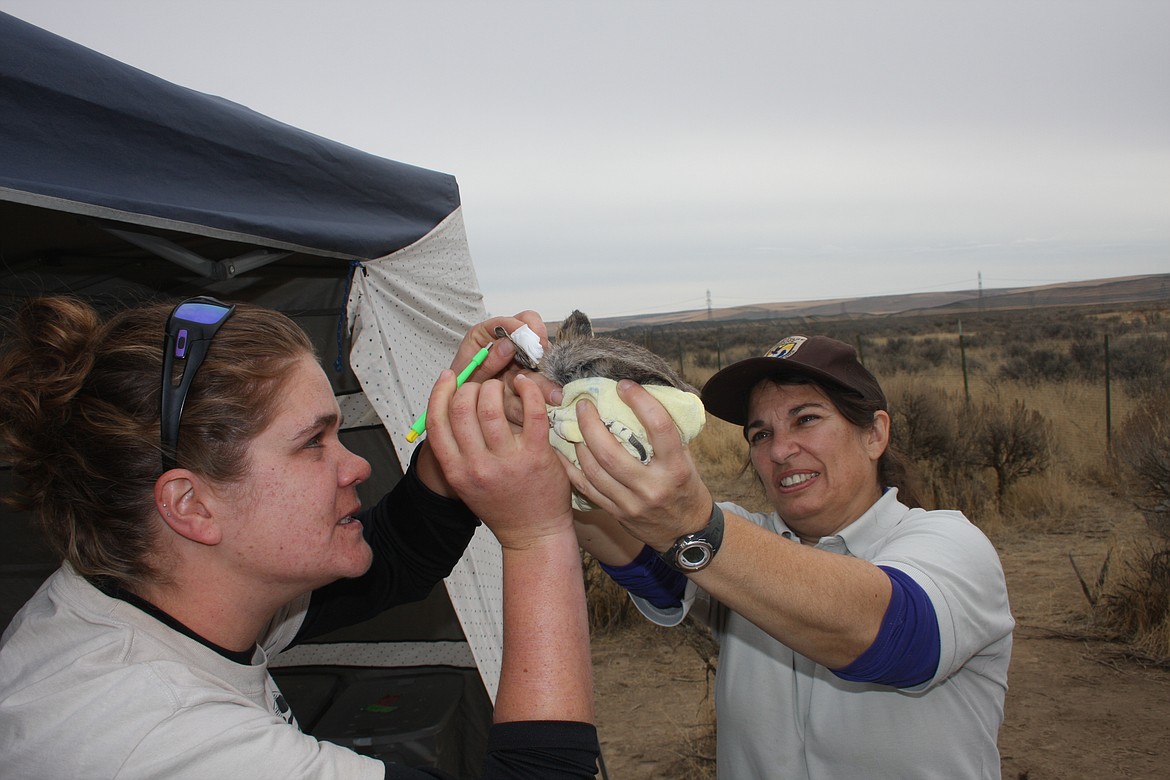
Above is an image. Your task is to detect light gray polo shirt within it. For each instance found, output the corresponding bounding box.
[633,489,1014,780]
[0,565,382,780]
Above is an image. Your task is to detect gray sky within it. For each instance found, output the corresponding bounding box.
[5,1,1168,321]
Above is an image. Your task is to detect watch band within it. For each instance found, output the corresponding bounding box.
[659,502,725,572]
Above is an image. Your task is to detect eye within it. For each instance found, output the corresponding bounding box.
[747,428,771,445]
[796,413,820,425]
[305,433,324,449]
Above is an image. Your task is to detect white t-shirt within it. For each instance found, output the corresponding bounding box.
[0,565,383,780]
[633,489,1015,780]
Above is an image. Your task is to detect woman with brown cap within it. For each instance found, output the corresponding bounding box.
[566,334,1013,780]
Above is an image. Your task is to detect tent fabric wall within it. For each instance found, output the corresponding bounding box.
[348,207,505,702]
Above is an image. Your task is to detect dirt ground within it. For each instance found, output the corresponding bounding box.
[589,507,1170,779]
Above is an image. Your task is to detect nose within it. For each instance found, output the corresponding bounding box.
[339,443,372,487]
[767,429,800,463]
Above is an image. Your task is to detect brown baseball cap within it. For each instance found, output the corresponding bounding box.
[701,335,887,425]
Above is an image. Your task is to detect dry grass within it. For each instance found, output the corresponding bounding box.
[1093,538,1170,660]
[1000,471,1098,535]
[583,552,638,635]
[658,694,717,779]
[687,416,746,482]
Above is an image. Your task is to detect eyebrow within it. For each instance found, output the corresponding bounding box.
[787,402,828,417]
[745,401,830,431]
[290,412,339,442]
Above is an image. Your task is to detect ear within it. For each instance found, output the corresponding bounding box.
[153,471,222,546]
[865,410,892,461]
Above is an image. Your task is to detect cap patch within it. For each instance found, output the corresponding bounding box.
[764,336,808,359]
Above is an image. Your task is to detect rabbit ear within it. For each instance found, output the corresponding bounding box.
[556,310,594,343]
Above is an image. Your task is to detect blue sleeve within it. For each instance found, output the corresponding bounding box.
[598,544,687,610]
[830,565,941,688]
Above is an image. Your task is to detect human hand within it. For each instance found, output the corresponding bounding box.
[412,311,553,493]
[424,370,572,549]
[452,311,562,427]
[564,380,713,551]
[451,311,549,385]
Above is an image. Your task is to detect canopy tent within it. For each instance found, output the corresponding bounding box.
[0,11,504,770]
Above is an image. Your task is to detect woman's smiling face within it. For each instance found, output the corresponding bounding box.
[214,353,374,595]
[745,379,888,543]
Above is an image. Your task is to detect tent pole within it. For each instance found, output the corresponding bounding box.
[101,226,291,280]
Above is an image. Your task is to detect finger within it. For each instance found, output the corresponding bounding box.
[614,380,687,457]
[519,370,563,406]
[447,380,488,454]
[475,379,513,451]
[514,373,554,449]
[421,370,461,463]
[569,422,630,508]
[449,337,515,381]
[450,316,525,374]
[474,336,517,378]
[554,448,616,514]
[573,397,639,477]
[501,369,560,428]
[500,386,526,430]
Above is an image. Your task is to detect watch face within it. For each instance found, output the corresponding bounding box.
[676,540,714,571]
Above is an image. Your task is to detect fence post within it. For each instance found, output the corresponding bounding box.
[959,319,970,405]
[1104,333,1112,453]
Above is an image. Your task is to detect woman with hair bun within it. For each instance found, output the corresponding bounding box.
[0,296,598,779]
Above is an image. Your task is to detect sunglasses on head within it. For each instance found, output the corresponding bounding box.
[160,296,236,471]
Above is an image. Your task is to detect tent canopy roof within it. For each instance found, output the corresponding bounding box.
[0,11,460,266]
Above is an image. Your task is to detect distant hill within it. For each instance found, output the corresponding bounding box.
[588,273,1170,332]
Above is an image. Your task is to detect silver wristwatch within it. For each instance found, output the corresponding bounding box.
[659,503,725,572]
